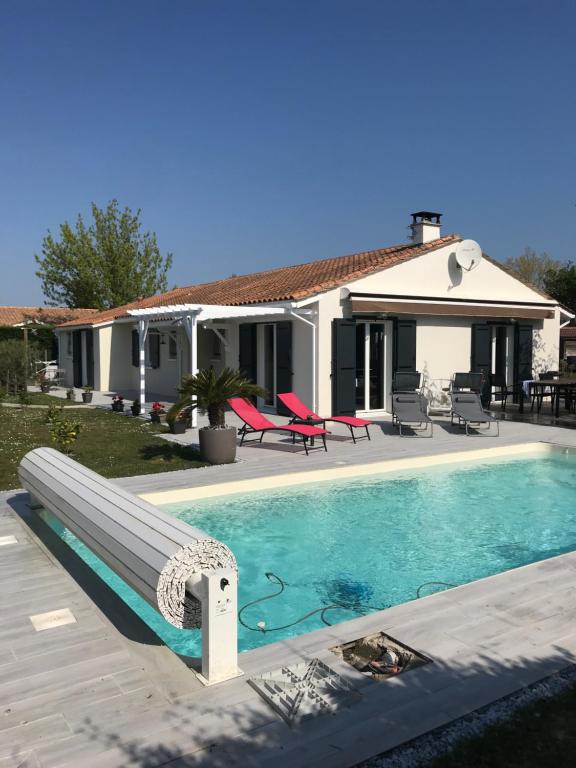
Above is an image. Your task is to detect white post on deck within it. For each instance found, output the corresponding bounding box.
[138,319,149,414]
[289,311,318,413]
[186,568,240,685]
[183,313,199,428]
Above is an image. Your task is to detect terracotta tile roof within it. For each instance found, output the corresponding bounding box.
[560,325,576,338]
[58,235,461,327]
[0,306,98,327]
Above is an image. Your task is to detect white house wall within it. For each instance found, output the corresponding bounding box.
[317,289,343,414]
[349,242,548,303]
[97,326,112,390]
[291,307,315,408]
[108,324,134,392]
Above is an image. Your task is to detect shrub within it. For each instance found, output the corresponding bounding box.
[45,403,64,424]
[0,339,41,394]
[18,389,32,406]
[49,416,81,453]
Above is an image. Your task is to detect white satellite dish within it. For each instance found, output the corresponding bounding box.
[456,239,481,272]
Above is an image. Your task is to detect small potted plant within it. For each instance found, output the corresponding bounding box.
[66,388,76,401]
[167,367,265,463]
[111,394,125,412]
[166,406,189,434]
[82,386,94,404]
[131,398,141,416]
[150,401,165,423]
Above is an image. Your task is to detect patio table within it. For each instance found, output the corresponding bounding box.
[523,379,576,417]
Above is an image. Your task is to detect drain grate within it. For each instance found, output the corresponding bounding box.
[249,657,360,725]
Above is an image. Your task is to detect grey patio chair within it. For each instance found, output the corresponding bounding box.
[392,392,433,437]
[450,392,500,436]
[392,371,421,393]
[452,372,483,393]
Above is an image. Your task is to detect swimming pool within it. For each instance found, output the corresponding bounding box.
[43,445,576,656]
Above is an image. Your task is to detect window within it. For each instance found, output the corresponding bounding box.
[168,334,177,360]
[212,328,225,359]
[132,329,161,368]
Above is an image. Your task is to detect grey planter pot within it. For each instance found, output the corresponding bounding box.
[199,426,237,464]
[82,392,93,403]
[169,421,186,434]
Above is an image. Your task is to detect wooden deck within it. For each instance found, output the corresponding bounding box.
[2,419,576,766]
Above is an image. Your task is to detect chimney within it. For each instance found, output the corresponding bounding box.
[409,211,442,244]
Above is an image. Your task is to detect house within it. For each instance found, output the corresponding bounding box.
[55,212,571,420]
[0,306,98,360]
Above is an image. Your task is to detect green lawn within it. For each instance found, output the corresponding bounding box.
[0,406,207,490]
[2,391,73,405]
[429,681,576,768]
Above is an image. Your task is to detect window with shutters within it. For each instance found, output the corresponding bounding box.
[132,329,161,368]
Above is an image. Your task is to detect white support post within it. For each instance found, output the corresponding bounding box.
[138,319,149,414]
[186,568,241,685]
[289,310,318,414]
[191,315,198,427]
[183,314,199,427]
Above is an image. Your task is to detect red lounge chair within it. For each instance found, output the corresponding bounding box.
[227,397,328,455]
[277,392,371,443]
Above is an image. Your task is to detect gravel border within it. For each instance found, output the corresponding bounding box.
[358,664,576,767]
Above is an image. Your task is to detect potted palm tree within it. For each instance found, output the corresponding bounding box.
[167,367,265,464]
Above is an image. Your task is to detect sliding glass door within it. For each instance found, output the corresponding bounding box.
[355,321,391,412]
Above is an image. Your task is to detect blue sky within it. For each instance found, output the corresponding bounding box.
[1,0,575,306]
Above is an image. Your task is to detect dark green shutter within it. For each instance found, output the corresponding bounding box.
[239,324,257,383]
[393,319,417,373]
[332,319,357,416]
[515,325,533,385]
[149,333,160,369]
[471,324,492,406]
[131,329,139,367]
[85,330,94,388]
[72,331,83,387]
[276,322,293,415]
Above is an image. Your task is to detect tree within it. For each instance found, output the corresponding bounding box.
[35,200,173,309]
[504,247,562,290]
[543,263,576,314]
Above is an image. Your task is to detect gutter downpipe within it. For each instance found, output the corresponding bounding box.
[288,310,318,414]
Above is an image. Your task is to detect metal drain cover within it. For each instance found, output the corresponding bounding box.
[248,657,360,725]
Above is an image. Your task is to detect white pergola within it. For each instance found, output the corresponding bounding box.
[128,304,316,424]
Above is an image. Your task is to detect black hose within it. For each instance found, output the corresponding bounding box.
[238,572,388,633]
[416,581,456,599]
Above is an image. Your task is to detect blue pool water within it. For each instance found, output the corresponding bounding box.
[44,451,576,656]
